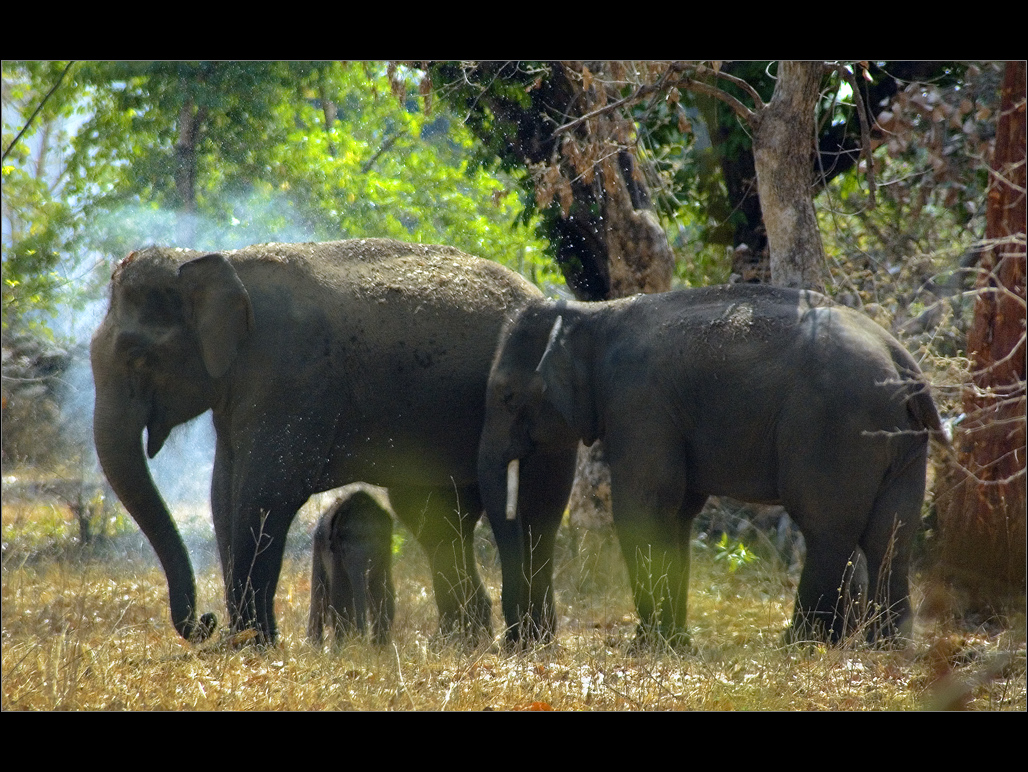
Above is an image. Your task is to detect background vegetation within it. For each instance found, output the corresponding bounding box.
[2,60,1024,710]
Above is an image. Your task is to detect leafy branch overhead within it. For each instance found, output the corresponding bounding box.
[420,61,992,295]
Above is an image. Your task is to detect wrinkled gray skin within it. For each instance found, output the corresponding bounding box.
[90,239,577,645]
[308,491,395,646]
[479,285,944,647]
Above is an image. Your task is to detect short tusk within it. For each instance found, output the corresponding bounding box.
[506,459,520,520]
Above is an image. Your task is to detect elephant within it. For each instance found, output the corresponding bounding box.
[478,284,945,648]
[90,239,578,645]
[308,490,395,646]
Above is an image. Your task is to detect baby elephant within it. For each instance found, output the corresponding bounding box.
[308,491,396,646]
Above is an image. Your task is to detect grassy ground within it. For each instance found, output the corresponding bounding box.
[2,495,1025,711]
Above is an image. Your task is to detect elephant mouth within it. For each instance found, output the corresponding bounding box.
[145,401,173,458]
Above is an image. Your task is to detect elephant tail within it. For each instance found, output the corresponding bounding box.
[884,337,948,446]
[908,384,948,444]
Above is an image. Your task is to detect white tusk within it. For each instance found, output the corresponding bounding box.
[506,459,520,520]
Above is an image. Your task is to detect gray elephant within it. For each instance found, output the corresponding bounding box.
[478,285,944,648]
[308,491,395,646]
[90,239,577,645]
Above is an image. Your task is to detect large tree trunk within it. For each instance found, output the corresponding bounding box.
[752,61,827,291]
[937,61,1026,611]
[174,91,204,246]
[560,76,675,531]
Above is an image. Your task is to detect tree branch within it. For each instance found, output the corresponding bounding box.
[360,131,408,174]
[2,61,76,163]
[838,63,877,208]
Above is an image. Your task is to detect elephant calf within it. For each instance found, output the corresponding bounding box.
[308,491,395,646]
[479,284,945,648]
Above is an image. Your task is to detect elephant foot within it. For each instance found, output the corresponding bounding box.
[226,617,279,648]
[864,614,913,650]
[784,608,855,648]
[185,612,218,643]
[437,601,494,649]
[501,619,557,653]
[629,623,694,655]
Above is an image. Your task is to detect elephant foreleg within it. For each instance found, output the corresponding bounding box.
[513,449,577,645]
[228,503,296,645]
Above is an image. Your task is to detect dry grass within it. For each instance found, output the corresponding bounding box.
[2,499,1025,711]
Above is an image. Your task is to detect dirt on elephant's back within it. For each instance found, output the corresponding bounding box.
[230,238,539,310]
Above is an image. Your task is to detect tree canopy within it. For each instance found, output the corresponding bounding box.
[2,60,553,336]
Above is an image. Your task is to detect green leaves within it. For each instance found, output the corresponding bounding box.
[2,61,552,337]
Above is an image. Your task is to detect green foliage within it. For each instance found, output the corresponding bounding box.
[2,61,552,339]
[2,61,82,332]
[62,61,547,272]
[708,532,759,573]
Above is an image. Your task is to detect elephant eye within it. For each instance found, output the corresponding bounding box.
[146,287,183,324]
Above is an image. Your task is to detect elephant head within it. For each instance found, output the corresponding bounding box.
[90,250,254,641]
[478,303,593,526]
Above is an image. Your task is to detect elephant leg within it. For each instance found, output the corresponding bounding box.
[858,455,925,645]
[789,531,860,645]
[609,447,696,649]
[368,557,396,645]
[227,501,299,645]
[331,562,361,640]
[211,439,235,598]
[506,448,577,646]
[307,541,330,644]
[389,484,492,643]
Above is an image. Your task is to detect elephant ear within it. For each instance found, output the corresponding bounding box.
[178,253,255,378]
[535,315,576,430]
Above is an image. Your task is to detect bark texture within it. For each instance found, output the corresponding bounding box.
[937,61,1026,610]
[752,61,827,291]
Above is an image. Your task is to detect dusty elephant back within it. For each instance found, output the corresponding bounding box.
[118,239,539,309]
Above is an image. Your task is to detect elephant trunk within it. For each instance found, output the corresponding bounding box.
[92,382,215,643]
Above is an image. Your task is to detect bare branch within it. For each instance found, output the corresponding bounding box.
[552,61,765,138]
[553,62,685,137]
[360,131,408,174]
[838,63,877,208]
[2,61,76,163]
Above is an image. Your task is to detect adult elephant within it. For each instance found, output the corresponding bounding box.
[479,285,944,648]
[90,239,577,645]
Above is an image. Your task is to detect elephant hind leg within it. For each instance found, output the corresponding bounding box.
[609,453,699,650]
[389,484,492,644]
[858,455,926,646]
[307,551,329,644]
[788,538,855,645]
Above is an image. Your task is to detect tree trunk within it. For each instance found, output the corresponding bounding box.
[565,130,674,532]
[937,61,1026,611]
[751,61,827,291]
[174,92,203,246]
